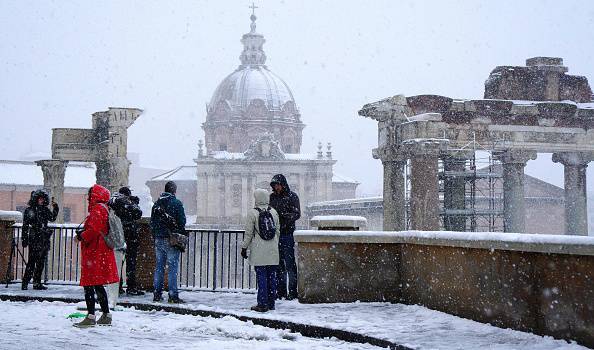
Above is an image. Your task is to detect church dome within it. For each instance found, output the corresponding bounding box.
[206,11,299,118]
[202,9,304,154]
[209,66,295,112]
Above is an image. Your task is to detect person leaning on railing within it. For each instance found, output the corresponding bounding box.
[21,189,59,290]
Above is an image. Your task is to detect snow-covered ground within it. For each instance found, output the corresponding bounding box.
[0,284,588,350]
[0,300,379,350]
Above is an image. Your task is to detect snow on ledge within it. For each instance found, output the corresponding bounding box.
[294,230,594,256]
[0,210,22,222]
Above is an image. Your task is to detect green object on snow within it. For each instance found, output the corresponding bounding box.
[67,312,87,319]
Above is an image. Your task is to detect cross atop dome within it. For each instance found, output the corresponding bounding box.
[240,3,266,66]
[249,3,258,33]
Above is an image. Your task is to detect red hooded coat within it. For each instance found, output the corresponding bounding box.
[79,184,119,286]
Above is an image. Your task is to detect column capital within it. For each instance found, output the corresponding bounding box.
[442,149,474,161]
[35,159,68,169]
[552,152,594,167]
[374,146,408,162]
[400,138,449,157]
[35,159,68,185]
[495,149,537,165]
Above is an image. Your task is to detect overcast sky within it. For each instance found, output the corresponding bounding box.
[1,0,594,195]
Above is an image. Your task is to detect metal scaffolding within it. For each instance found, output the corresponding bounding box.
[404,137,505,232]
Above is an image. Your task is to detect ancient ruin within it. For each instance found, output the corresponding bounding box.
[37,107,142,221]
[360,57,594,235]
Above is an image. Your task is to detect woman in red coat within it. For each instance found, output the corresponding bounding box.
[74,184,119,328]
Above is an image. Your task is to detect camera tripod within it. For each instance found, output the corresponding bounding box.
[4,237,27,288]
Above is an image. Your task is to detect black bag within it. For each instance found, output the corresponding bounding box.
[154,205,188,252]
[254,207,276,240]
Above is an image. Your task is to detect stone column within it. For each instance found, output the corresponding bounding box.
[442,151,473,231]
[552,152,594,235]
[382,158,407,231]
[498,150,537,233]
[36,159,68,223]
[404,140,449,231]
[96,157,130,195]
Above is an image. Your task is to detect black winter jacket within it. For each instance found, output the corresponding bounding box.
[269,174,301,235]
[22,191,59,249]
[108,193,143,234]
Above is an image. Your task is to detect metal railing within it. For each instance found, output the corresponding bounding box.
[8,224,255,292]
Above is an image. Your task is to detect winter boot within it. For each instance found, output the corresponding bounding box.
[168,296,185,304]
[250,305,268,313]
[127,288,145,296]
[21,282,28,290]
[73,314,96,328]
[97,313,112,326]
[33,283,48,290]
[153,294,163,302]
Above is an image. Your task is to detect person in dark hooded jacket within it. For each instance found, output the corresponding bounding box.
[108,187,143,295]
[269,174,300,300]
[21,189,59,290]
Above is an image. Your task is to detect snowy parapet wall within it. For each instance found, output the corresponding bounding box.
[294,228,594,347]
[294,230,594,256]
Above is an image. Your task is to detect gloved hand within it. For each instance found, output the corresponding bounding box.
[21,236,28,248]
[241,248,248,259]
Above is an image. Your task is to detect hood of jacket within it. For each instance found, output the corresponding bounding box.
[158,192,175,201]
[28,189,50,207]
[254,189,270,207]
[89,184,110,207]
[270,174,290,192]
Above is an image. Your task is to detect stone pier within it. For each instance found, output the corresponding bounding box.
[498,150,536,233]
[35,159,68,223]
[552,152,594,235]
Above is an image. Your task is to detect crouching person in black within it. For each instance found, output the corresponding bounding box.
[108,186,143,295]
[21,189,59,290]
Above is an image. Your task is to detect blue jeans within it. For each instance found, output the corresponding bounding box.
[153,237,180,298]
[277,235,298,298]
[255,265,277,309]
